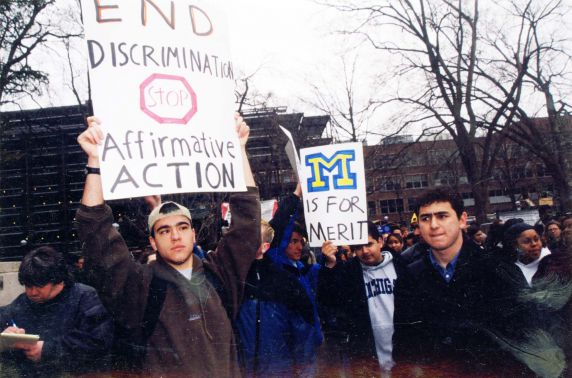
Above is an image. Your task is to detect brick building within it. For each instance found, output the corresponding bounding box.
[364,134,555,223]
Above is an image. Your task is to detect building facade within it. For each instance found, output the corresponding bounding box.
[0,105,331,260]
[364,135,555,223]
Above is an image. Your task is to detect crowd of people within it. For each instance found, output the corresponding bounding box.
[0,115,571,377]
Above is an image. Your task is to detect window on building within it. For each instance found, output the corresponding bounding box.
[406,197,417,212]
[511,167,526,180]
[537,164,551,177]
[366,176,375,193]
[489,188,509,197]
[493,169,506,180]
[433,172,458,186]
[368,201,377,217]
[375,154,398,169]
[378,177,401,192]
[405,175,428,189]
[380,199,404,214]
[461,192,473,199]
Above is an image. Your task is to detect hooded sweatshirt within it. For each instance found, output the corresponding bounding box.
[515,247,552,286]
[76,187,260,377]
[360,251,397,371]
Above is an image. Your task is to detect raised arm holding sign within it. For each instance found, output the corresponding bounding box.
[76,114,260,376]
[81,0,244,200]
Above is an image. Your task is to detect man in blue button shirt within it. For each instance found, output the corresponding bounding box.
[392,188,517,373]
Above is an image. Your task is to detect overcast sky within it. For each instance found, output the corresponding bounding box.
[15,0,343,115]
[7,0,572,142]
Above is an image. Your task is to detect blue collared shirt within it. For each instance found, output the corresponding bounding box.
[429,250,460,283]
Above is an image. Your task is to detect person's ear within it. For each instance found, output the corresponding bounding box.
[260,242,270,254]
[459,211,468,227]
[149,236,157,251]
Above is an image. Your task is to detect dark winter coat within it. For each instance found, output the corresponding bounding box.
[318,256,406,363]
[393,239,513,366]
[267,192,323,349]
[76,187,260,377]
[235,256,316,376]
[0,283,114,377]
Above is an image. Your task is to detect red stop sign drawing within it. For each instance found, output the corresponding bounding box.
[140,73,198,124]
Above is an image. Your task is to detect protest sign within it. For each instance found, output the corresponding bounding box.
[299,143,368,247]
[261,199,278,222]
[279,125,300,180]
[81,0,245,200]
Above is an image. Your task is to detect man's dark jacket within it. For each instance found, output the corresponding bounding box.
[235,256,315,376]
[318,256,406,363]
[76,187,260,377]
[393,239,512,365]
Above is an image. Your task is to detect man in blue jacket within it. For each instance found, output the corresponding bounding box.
[0,246,113,377]
[266,184,323,368]
[235,220,316,376]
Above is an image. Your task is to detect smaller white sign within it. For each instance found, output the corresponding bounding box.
[299,142,369,247]
[279,125,300,180]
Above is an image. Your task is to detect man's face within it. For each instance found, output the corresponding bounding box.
[285,231,304,261]
[418,201,467,255]
[473,230,487,245]
[25,282,64,303]
[547,224,561,240]
[149,215,195,268]
[354,235,384,266]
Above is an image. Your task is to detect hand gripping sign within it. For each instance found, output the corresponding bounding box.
[81,0,244,199]
[299,143,369,247]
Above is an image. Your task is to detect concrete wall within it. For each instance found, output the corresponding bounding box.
[0,262,24,306]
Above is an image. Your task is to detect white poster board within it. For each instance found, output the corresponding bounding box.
[81,0,245,200]
[299,143,368,247]
[279,125,300,180]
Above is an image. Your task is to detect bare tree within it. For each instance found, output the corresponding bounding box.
[234,67,275,114]
[302,55,374,142]
[479,0,572,212]
[323,0,567,222]
[0,0,82,109]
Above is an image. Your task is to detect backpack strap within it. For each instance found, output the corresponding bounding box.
[142,275,168,341]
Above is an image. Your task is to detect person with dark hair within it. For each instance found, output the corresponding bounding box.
[403,233,416,248]
[319,221,405,372]
[235,220,316,376]
[385,233,404,255]
[0,246,113,377]
[493,223,572,377]
[75,115,260,377]
[266,183,323,368]
[563,215,572,231]
[466,223,486,250]
[392,188,522,373]
[545,220,563,253]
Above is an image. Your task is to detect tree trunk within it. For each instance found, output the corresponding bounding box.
[471,180,490,223]
[555,117,572,213]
